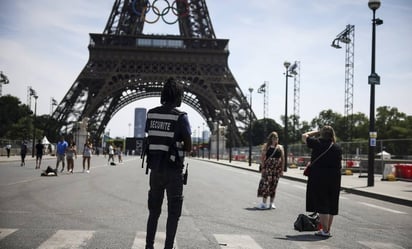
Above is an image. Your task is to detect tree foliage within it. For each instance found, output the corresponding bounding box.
[0,95,60,142]
[1,95,411,151]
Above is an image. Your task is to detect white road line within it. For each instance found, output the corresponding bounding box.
[293,241,332,249]
[132,231,178,249]
[214,234,263,249]
[358,202,407,214]
[358,241,406,249]
[0,228,17,240]
[37,230,95,249]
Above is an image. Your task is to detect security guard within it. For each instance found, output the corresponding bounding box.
[145,77,192,249]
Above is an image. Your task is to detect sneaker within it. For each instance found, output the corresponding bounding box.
[69,169,73,173]
[86,170,90,173]
[257,203,268,209]
[270,203,276,209]
[315,230,331,237]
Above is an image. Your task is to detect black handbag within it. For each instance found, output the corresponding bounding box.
[293,213,320,231]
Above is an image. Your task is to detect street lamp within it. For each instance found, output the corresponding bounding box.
[50,98,58,115]
[367,0,383,187]
[283,61,298,172]
[197,126,200,157]
[248,87,253,166]
[0,71,10,97]
[201,123,204,158]
[29,88,38,158]
[216,121,219,161]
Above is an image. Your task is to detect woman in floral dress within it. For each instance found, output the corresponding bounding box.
[257,131,285,209]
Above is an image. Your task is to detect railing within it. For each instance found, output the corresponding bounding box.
[89,33,229,51]
[191,139,412,174]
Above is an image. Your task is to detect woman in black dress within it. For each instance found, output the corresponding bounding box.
[302,126,342,237]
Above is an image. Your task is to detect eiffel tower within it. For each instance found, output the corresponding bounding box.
[52,0,256,145]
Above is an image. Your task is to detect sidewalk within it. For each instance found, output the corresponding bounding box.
[195,158,412,207]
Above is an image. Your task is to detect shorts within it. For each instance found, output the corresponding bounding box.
[57,154,65,162]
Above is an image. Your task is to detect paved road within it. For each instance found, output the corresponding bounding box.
[0,156,411,248]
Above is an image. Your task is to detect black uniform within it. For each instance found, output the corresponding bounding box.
[145,105,190,249]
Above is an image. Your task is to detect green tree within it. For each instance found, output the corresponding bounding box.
[311,109,345,140]
[376,106,408,139]
[0,95,32,138]
[242,118,282,146]
[350,112,369,141]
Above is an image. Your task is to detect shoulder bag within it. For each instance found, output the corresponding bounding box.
[303,143,333,176]
[259,145,278,172]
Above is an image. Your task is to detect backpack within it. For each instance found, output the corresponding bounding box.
[293,213,320,231]
[41,166,58,176]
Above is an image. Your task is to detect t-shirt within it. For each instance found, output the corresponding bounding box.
[56,141,68,155]
[36,143,44,156]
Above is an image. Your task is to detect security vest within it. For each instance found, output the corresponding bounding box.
[146,106,185,167]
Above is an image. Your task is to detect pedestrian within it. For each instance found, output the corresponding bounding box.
[20,141,28,166]
[302,125,342,237]
[83,140,92,173]
[6,144,11,158]
[55,136,68,172]
[117,146,123,163]
[66,142,77,173]
[35,139,44,169]
[144,77,192,249]
[107,143,115,164]
[256,131,285,209]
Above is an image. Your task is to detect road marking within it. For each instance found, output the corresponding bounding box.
[214,234,263,249]
[358,241,406,249]
[37,230,95,249]
[293,241,332,249]
[0,228,17,240]
[132,231,178,249]
[0,178,39,187]
[358,202,407,214]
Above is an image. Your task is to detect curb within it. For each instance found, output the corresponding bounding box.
[199,159,412,207]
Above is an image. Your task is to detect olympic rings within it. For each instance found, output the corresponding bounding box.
[131,0,189,25]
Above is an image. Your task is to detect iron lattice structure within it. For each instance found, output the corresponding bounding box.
[292,61,300,139]
[331,25,355,141]
[52,0,256,145]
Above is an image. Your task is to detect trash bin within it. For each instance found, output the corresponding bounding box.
[403,165,412,179]
[394,164,403,178]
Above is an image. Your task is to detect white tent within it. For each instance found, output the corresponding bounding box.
[42,136,51,145]
[376,150,391,159]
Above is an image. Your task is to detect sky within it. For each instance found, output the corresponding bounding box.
[0,0,411,139]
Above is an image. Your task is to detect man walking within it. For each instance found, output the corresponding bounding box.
[144,78,192,249]
[35,139,44,169]
[55,136,68,172]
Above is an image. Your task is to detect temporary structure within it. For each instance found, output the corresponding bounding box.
[376,150,391,159]
[42,136,51,145]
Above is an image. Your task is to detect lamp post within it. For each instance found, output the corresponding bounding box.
[248,87,253,166]
[284,61,292,172]
[202,123,205,158]
[283,61,298,172]
[0,71,10,97]
[367,0,382,187]
[31,92,38,158]
[197,126,200,158]
[50,97,58,115]
[216,122,219,161]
